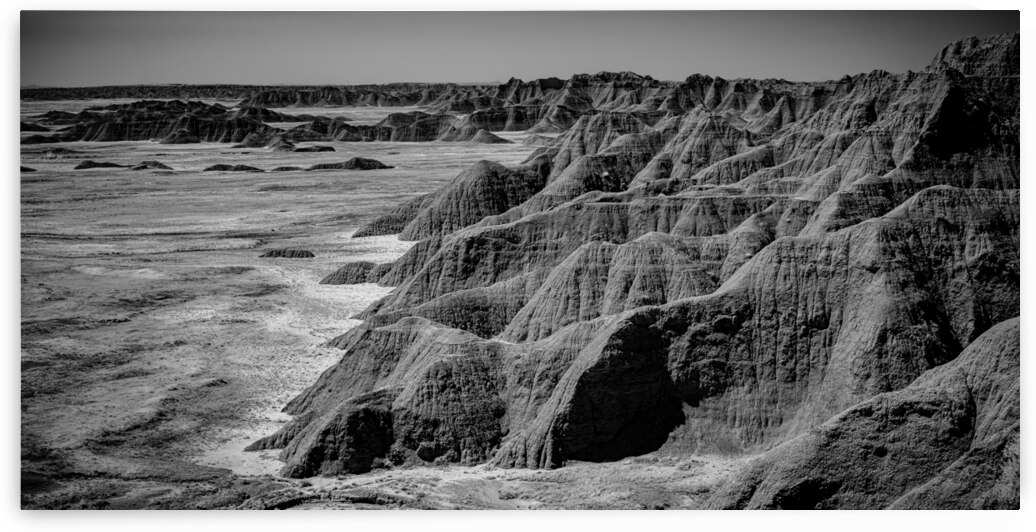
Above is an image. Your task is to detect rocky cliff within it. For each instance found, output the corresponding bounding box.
[250,33,1019,509]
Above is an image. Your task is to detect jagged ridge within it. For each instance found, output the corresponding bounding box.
[251,33,1019,509]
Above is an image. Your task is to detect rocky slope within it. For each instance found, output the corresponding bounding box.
[705,317,1019,509]
[241,33,1019,508]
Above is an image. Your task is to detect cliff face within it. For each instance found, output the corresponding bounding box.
[254,33,1019,508]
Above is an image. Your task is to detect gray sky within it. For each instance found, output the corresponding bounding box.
[21,11,1019,87]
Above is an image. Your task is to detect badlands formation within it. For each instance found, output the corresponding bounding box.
[250,33,1020,509]
[20,33,1019,509]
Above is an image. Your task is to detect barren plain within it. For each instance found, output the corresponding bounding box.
[21,101,730,509]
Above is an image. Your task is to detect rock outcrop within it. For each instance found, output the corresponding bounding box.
[259,249,316,259]
[73,160,128,170]
[203,164,264,172]
[233,132,291,150]
[51,100,282,144]
[24,100,285,145]
[129,160,173,171]
[248,33,1019,509]
[319,262,392,285]
[307,158,392,171]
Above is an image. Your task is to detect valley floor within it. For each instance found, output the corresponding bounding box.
[20,106,738,509]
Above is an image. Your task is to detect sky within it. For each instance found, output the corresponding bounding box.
[20,11,1019,87]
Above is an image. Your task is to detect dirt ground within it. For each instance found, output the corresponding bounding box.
[20,101,737,510]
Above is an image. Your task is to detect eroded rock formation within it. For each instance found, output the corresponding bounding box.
[73,160,128,170]
[293,145,335,153]
[129,160,173,171]
[253,33,1019,508]
[203,164,264,172]
[320,262,381,285]
[705,318,1019,509]
[307,158,392,171]
[260,249,316,259]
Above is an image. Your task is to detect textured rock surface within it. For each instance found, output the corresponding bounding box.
[129,161,173,171]
[203,164,264,172]
[252,33,1019,509]
[320,262,380,285]
[705,317,1018,509]
[73,160,129,170]
[397,157,551,241]
[53,100,283,144]
[307,158,392,171]
[232,132,296,151]
[351,194,435,238]
[259,249,316,259]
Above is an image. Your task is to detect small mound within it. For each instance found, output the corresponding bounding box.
[270,166,304,172]
[471,129,512,144]
[74,160,129,170]
[130,160,173,171]
[21,166,37,172]
[320,262,376,285]
[160,128,200,144]
[203,164,264,172]
[307,157,392,171]
[21,135,60,145]
[259,249,316,259]
[21,122,49,132]
[293,145,335,153]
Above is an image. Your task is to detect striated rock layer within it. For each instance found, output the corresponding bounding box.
[253,33,1019,508]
